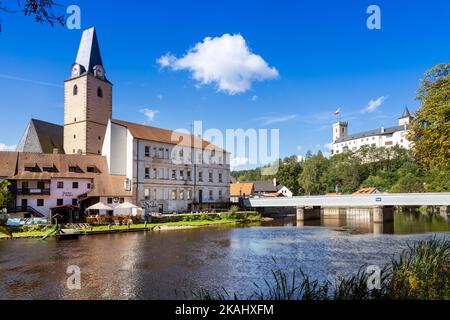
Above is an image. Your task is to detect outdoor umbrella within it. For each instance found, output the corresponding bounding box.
[86,202,113,215]
[113,202,140,216]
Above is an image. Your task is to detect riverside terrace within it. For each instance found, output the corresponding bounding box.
[243,193,450,222]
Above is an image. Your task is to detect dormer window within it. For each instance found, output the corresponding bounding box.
[97,87,103,98]
[73,85,78,95]
[69,165,82,173]
[87,166,99,173]
[24,164,39,172]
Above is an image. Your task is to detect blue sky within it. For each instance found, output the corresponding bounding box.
[0,0,448,169]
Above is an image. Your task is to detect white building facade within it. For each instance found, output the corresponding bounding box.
[102,119,231,213]
[331,107,413,155]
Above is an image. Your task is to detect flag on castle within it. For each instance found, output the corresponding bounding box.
[334,108,341,116]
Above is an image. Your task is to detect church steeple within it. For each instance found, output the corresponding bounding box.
[71,27,107,81]
[64,27,112,155]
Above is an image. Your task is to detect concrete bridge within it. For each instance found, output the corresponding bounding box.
[243,193,450,223]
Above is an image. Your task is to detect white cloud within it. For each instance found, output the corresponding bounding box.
[230,157,249,169]
[0,143,16,151]
[157,34,279,95]
[140,108,159,122]
[258,114,297,125]
[251,95,258,102]
[363,96,386,113]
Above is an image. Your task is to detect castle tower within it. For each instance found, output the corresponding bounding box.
[398,106,413,126]
[64,27,112,155]
[332,121,348,142]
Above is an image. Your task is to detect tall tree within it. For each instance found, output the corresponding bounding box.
[275,156,302,195]
[408,63,450,170]
[298,152,328,195]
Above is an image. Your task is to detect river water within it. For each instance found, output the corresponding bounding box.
[0,212,449,300]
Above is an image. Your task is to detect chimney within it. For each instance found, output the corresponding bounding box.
[380,127,385,133]
[273,178,277,187]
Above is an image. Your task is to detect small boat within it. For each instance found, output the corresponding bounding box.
[56,228,81,240]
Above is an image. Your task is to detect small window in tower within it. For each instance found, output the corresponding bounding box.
[73,134,76,139]
[97,87,103,98]
[73,85,78,95]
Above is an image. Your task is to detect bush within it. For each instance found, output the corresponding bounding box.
[230,205,239,214]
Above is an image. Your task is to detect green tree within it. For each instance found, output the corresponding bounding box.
[0,180,11,208]
[323,152,365,194]
[275,156,302,195]
[408,63,450,170]
[298,152,328,195]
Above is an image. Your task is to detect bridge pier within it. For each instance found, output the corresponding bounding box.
[372,206,394,223]
[296,206,321,221]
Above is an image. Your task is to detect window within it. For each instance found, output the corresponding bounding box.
[24,165,38,172]
[87,166,98,173]
[37,199,44,207]
[69,166,80,173]
[199,172,203,182]
[144,188,150,200]
[107,198,113,204]
[97,87,103,97]
[145,146,150,157]
[87,183,91,189]
[218,190,223,200]
[145,167,150,179]
[119,198,125,204]
[209,190,213,200]
[43,166,56,173]
[209,172,213,182]
[72,182,78,189]
[153,168,157,179]
[172,170,176,180]
[57,182,64,189]
[73,134,76,139]
[57,199,63,206]
[187,171,191,180]
[187,189,192,200]
[73,85,78,95]
[218,173,223,183]
[180,190,185,200]
[171,190,177,200]
[180,170,184,180]
[72,199,78,206]
[37,181,45,189]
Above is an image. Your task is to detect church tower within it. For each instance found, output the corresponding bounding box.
[64,27,112,155]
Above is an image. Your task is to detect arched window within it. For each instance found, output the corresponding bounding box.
[97,87,103,98]
[73,85,78,95]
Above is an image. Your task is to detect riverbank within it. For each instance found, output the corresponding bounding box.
[0,212,261,240]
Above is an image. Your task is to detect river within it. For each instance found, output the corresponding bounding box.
[0,211,449,299]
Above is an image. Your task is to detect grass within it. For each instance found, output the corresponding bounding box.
[190,237,450,300]
[0,212,261,238]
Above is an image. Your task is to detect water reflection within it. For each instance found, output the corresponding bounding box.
[262,210,449,235]
[0,211,448,300]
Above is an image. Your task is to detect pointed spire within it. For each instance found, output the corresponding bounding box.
[400,106,411,118]
[75,27,104,75]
